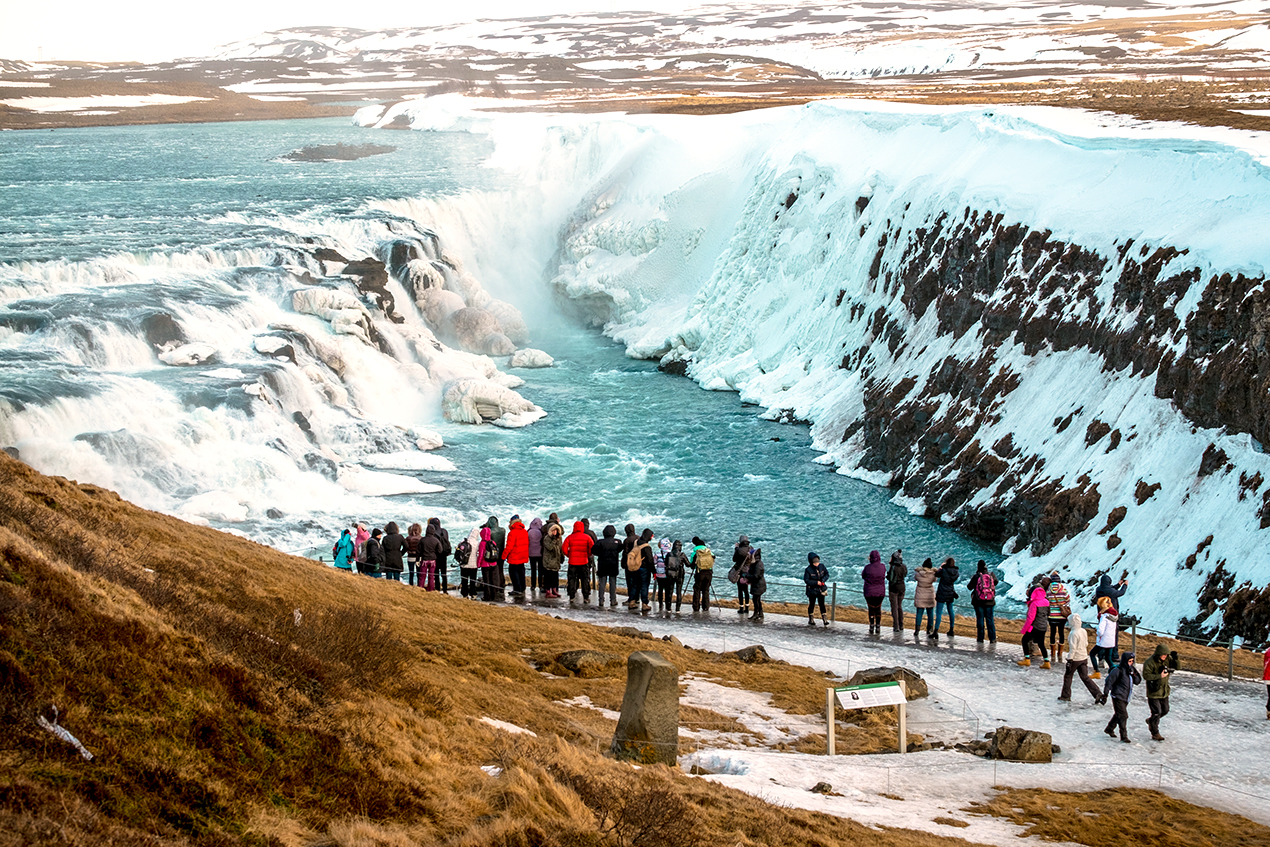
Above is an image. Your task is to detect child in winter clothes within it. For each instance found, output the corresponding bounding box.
[1102,652,1142,743]
[1017,578,1051,667]
[1046,572,1072,661]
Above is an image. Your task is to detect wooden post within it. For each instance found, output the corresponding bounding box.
[826,688,836,756]
[897,680,907,755]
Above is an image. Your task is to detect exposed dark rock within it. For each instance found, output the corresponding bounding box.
[1198,443,1229,478]
[304,453,337,480]
[608,626,654,640]
[728,645,772,664]
[141,313,184,349]
[1100,505,1127,535]
[3,447,18,460]
[1085,419,1111,446]
[989,727,1053,762]
[845,666,928,700]
[810,782,834,794]
[265,508,284,519]
[555,649,623,677]
[658,359,690,377]
[1135,480,1162,505]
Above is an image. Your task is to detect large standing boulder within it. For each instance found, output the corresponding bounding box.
[989,727,1053,763]
[611,651,679,766]
[845,667,928,700]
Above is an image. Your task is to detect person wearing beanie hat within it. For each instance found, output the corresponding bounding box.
[747,548,767,621]
[803,553,829,627]
[1101,651,1141,743]
[886,549,907,632]
[1142,643,1179,741]
[862,550,887,635]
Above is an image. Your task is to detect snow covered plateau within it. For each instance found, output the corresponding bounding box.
[359,95,1270,643]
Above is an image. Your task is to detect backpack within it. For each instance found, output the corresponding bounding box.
[454,539,471,566]
[626,543,646,572]
[695,547,714,570]
[973,573,995,603]
[482,538,500,564]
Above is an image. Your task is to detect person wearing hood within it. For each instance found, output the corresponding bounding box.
[732,535,754,615]
[1102,652,1141,743]
[352,524,370,573]
[527,517,544,593]
[662,540,688,613]
[967,560,997,643]
[419,522,445,591]
[485,516,507,595]
[747,548,767,622]
[541,520,565,598]
[654,538,672,612]
[381,522,406,582]
[564,520,595,604]
[632,528,656,612]
[332,528,355,572]
[428,517,452,593]
[477,525,503,601]
[364,528,385,577]
[804,552,829,627]
[504,517,530,597]
[690,537,715,612]
[1018,577,1051,667]
[913,558,937,637]
[886,549,907,632]
[863,550,887,635]
[1059,612,1102,703]
[460,522,483,597]
[1143,643,1179,741]
[583,518,599,588]
[594,524,624,607]
[932,557,960,639]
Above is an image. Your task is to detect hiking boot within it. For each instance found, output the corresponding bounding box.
[1041,661,1051,669]
[1121,737,1132,744]
[641,604,651,612]
[1090,671,1102,679]
[1105,727,1116,738]
[1017,658,1031,667]
[930,631,939,640]
[750,613,764,622]
[1151,733,1165,741]
[808,616,816,626]
[1057,696,1071,701]
[822,615,829,627]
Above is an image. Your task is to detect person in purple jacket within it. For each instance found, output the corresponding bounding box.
[527,517,544,593]
[863,549,887,635]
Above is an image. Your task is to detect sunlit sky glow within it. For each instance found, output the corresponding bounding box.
[0,1,705,63]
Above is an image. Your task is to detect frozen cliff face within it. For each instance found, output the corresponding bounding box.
[382,97,1270,642]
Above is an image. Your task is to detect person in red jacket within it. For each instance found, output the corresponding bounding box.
[563,520,595,604]
[503,516,530,598]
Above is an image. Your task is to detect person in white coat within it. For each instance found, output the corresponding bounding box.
[1091,597,1119,680]
[1058,612,1102,702]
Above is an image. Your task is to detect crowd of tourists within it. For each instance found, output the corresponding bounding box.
[330,516,1270,736]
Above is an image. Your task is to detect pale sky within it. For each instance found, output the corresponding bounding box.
[0,1,701,63]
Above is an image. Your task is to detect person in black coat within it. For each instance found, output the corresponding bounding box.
[364,528,385,577]
[733,535,753,615]
[428,517,452,593]
[804,552,829,627]
[1101,652,1142,743]
[593,524,624,607]
[886,550,907,632]
[932,557,959,638]
[381,521,406,582]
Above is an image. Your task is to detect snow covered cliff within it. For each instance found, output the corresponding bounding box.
[362,98,1270,644]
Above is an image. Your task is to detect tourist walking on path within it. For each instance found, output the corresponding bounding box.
[504,516,530,597]
[527,517,544,593]
[732,535,754,615]
[886,549,906,631]
[1017,578,1051,667]
[419,522,445,591]
[564,520,595,604]
[913,558,937,637]
[593,524,623,607]
[932,557,959,639]
[863,550,887,634]
[1102,652,1141,743]
[804,553,829,627]
[381,522,406,582]
[747,548,767,622]
[332,528,354,572]
[1142,643,1179,741]
[968,560,997,642]
[690,537,714,611]
[1047,571,1072,663]
[1058,612,1102,703]
[542,521,564,598]
[1091,597,1119,679]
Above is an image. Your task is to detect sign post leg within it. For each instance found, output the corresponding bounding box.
[826,688,835,756]
[898,680,907,755]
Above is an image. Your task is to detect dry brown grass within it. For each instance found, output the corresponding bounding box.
[965,787,1270,847]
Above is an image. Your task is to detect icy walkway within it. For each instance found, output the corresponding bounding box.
[527,598,1270,843]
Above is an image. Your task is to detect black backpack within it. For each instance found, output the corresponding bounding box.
[454,539,471,566]
[482,539,500,564]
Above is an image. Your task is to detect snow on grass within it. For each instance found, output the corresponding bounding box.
[479,716,536,736]
[0,94,212,112]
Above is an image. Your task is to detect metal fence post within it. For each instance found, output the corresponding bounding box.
[830,583,837,624]
[1228,640,1235,681]
[1130,623,1136,655]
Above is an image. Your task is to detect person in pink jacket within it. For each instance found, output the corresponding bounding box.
[1017,577,1051,668]
[1263,648,1270,720]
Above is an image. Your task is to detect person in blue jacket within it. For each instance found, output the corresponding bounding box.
[1101,652,1142,743]
[332,527,354,571]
